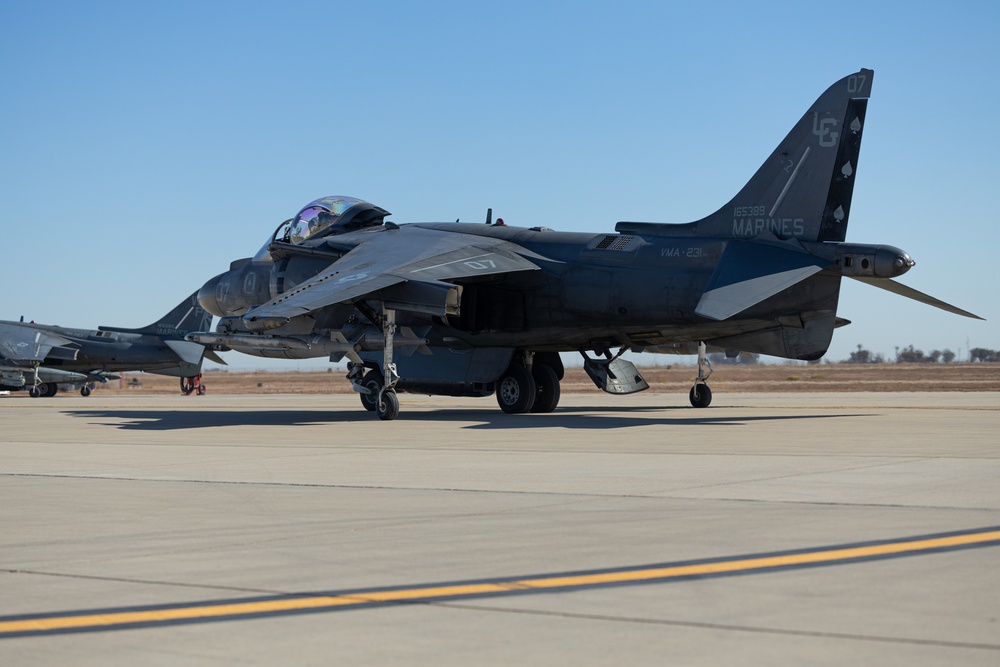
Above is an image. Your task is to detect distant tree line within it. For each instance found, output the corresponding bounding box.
[842,344,999,363]
[969,347,1000,362]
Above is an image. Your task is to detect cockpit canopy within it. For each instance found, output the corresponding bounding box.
[282,196,390,245]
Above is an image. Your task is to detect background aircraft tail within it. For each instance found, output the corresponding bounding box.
[100,291,214,338]
[101,291,227,371]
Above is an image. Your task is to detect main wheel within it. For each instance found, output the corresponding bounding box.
[689,383,712,408]
[38,382,58,398]
[359,370,382,412]
[496,363,536,414]
[377,390,400,421]
[530,364,561,413]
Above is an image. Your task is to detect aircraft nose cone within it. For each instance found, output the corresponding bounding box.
[197,274,225,317]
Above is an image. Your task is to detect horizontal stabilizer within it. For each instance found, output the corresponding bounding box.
[164,339,207,366]
[850,277,984,320]
[696,241,829,320]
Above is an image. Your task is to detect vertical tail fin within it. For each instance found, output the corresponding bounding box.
[98,291,213,338]
[693,69,873,242]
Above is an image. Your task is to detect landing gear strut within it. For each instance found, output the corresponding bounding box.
[376,307,400,420]
[28,367,58,397]
[347,304,400,420]
[689,341,712,408]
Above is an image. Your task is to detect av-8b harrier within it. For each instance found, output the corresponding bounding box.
[188,69,981,419]
[1,292,226,397]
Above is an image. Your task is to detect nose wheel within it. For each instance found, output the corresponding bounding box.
[376,389,399,421]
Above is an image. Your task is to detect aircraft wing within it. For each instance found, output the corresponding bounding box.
[244,225,542,327]
[0,322,79,364]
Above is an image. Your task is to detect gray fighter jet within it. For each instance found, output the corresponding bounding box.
[188,69,981,419]
[1,291,226,397]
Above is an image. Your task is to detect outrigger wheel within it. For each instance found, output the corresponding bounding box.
[689,383,712,408]
[689,340,713,408]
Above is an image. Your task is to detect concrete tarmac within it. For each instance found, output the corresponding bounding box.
[2,391,999,665]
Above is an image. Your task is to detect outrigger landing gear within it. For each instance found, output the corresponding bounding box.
[689,340,713,408]
[347,304,400,420]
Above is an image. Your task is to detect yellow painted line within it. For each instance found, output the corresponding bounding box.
[3,528,999,636]
[518,529,1000,588]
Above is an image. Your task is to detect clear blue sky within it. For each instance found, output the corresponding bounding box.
[2,1,997,370]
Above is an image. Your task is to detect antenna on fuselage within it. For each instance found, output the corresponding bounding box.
[485,208,492,225]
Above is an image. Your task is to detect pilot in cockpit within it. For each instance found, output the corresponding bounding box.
[288,207,323,244]
[283,196,390,245]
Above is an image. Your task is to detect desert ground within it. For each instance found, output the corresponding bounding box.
[38,361,1000,396]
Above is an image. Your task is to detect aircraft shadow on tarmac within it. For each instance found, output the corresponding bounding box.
[64,407,869,432]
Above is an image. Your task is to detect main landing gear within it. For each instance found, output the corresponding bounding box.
[689,340,713,408]
[348,334,563,420]
[495,352,561,414]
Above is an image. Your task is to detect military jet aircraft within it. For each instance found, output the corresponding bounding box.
[1,291,226,397]
[188,68,981,419]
